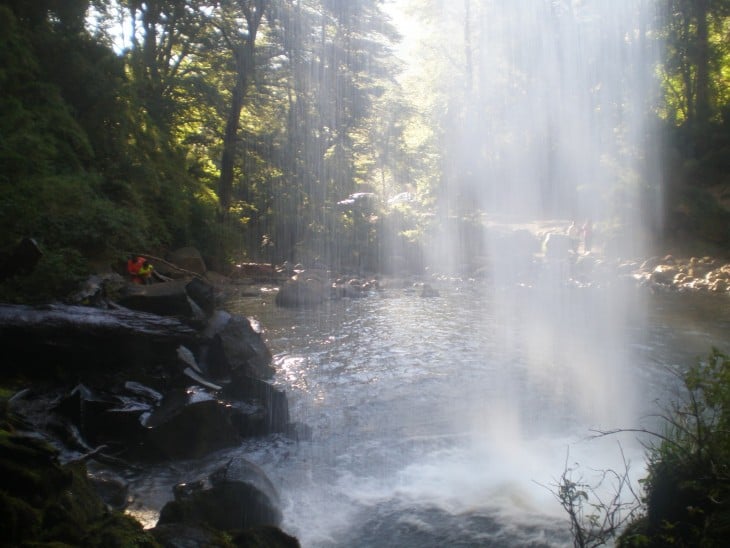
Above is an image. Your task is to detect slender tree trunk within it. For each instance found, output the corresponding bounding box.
[217,2,265,216]
[693,0,711,135]
[219,47,251,215]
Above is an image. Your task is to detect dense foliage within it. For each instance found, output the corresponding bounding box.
[618,349,730,547]
[0,0,728,304]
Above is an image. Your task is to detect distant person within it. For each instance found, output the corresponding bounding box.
[138,259,154,284]
[581,220,593,253]
[127,255,154,284]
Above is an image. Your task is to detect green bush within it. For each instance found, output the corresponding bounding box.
[0,247,87,304]
[619,349,730,547]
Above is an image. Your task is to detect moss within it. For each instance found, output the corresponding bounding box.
[0,420,160,548]
[0,490,43,544]
[0,430,71,503]
[82,513,161,548]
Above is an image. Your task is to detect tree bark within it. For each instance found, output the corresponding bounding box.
[217,1,266,216]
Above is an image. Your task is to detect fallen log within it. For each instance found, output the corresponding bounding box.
[0,304,200,380]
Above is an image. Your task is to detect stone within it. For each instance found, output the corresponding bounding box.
[166,247,207,275]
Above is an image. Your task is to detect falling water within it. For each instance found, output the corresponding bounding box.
[427,1,660,427]
[268,1,662,545]
[129,2,672,546]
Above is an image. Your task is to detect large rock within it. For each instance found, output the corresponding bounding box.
[2,303,293,465]
[221,371,290,435]
[166,247,207,275]
[137,387,244,460]
[150,523,301,547]
[0,304,199,378]
[157,456,283,531]
[203,310,274,379]
[0,237,43,281]
[543,232,573,260]
[0,422,158,547]
[275,275,328,308]
[117,278,213,319]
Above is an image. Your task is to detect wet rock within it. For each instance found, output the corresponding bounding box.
[334,277,377,299]
[640,256,663,271]
[420,283,440,298]
[0,422,156,547]
[138,387,241,461]
[152,523,301,548]
[117,278,208,319]
[87,469,129,511]
[67,273,127,307]
[52,384,149,451]
[651,264,679,285]
[0,305,199,377]
[54,384,118,427]
[275,275,328,307]
[543,232,573,260]
[203,310,274,380]
[166,247,207,275]
[150,522,222,547]
[231,526,301,547]
[123,381,163,404]
[185,276,216,316]
[221,372,290,435]
[230,262,280,281]
[157,457,283,532]
[0,237,43,281]
[633,255,730,293]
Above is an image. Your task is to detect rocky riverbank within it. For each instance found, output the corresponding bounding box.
[0,250,306,547]
[2,240,727,547]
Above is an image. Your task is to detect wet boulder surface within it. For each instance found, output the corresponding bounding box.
[157,456,283,532]
[0,284,302,546]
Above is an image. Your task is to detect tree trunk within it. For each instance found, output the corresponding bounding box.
[217,1,266,217]
[218,51,250,215]
[693,0,711,153]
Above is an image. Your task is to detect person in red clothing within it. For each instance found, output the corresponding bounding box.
[127,255,153,284]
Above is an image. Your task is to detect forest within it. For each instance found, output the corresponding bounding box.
[0,0,728,302]
[1,3,730,547]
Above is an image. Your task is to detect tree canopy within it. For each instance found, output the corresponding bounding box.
[0,0,728,301]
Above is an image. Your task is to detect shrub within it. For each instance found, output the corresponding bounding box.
[619,348,730,547]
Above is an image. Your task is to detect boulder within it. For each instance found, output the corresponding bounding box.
[185,276,216,316]
[166,247,207,275]
[651,264,679,285]
[0,237,43,281]
[230,262,279,281]
[203,310,274,379]
[157,457,283,531]
[420,283,440,298]
[137,387,243,460]
[117,278,211,319]
[543,232,573,260]
[152,522,300,548]
[0,422,158,547]
[0,304,199,379]
[1,303,293,465]
[275,276,328,308]
[86,469,129,511]
[221,371,290,435]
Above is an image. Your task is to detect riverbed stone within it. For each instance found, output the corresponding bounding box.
[203,310,275,379]
[166,247,207,275]
[157,457,283,531]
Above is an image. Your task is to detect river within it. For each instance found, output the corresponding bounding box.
[126,279,729,547]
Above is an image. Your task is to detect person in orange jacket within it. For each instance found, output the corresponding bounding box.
[127,255,153,284]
